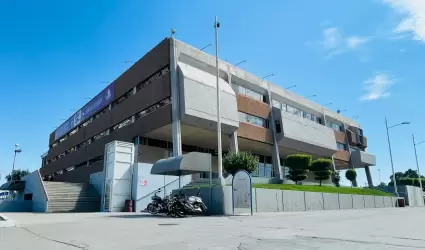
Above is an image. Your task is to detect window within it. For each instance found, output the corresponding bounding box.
[272,99,281,109]
[337,142,347,150]
[239,112,268,128]
[332,123,342,132]
[293,107,301,117]
[286,105,294,114]
[275,120,282,133]
[305,112,312,120]
[350,147,360,152]
[235,84,264,102]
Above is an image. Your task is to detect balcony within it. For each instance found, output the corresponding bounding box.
[350,150,376,167]
[178,62,239,134]
[273,108,337,157]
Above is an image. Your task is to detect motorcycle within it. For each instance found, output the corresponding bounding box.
[146,189,170,215]
[179,188,208,215]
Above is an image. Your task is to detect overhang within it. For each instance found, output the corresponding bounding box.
[0,180,25,191]
[150,152,212,176]
[351,150,376,167]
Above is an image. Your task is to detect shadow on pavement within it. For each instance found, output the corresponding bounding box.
[107,214,172,219]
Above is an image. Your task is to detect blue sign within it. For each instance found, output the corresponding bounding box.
[54,83,115,141]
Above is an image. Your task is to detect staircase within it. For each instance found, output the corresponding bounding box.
[43,182,101,213]
[182,178,222,189]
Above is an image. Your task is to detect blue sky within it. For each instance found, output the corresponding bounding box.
[0,0,423,186]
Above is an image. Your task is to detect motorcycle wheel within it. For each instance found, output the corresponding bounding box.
[174,204,186,218]
[147,203,158,215]
[200,204,209,216]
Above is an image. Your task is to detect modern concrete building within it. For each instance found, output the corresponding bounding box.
[40,37,376,186]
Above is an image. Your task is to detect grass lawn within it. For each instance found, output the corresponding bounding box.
[183,183,392,196]
[253,184,393,196]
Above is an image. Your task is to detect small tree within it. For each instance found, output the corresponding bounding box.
[286,154,312,184]
[345,169,357,187]
[311,158,332,186]
[223,151,259,175]
[332,171,341,187]
[5,169,30,182]
[377,182,387,188]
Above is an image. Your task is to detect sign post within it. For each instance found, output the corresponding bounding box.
[232,170,253,216]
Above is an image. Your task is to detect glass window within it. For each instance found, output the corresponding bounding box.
[311,115,317,123]
[337,142,347,150]
[305,113,312,120]
[350,147,360,152]
[272,100,281,109]
[286,105,294,114]
[281,103,287,112]
[236,85,246,95]
[239,112,267,128]
[246,88,263,101]
[293,107,301,117]
[332,123,342,131]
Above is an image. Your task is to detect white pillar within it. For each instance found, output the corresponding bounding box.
[169,38,182,157]
[266,84,282,182]
[227,68,239,154]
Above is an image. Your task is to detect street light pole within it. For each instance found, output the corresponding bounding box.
[385,117,398,196]
[214,16,224,185]
[412,134,423,192]
[11,144,22,182]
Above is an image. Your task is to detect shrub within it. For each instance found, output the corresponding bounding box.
[345,169,357,187]
[332,171,341,187]
[311,158,333,186]
[286,154,312,184]
[223,151,259,175]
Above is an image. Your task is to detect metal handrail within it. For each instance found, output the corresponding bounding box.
[37,170,49,201]
[136,177,181,202]
[90,175,102,193]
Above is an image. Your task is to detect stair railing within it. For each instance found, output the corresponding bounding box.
[136,177,181,202]
[37,170,49,212]
[90,175,102,195]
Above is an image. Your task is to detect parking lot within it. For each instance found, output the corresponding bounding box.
[1,207,425,249]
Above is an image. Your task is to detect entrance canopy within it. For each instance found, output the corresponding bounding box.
[150,152,212,176]
[0,180,25,191]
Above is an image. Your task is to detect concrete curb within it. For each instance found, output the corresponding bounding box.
[0,214,16,228]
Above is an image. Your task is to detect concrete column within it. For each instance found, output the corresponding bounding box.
[229,132,238,153]
[170,38,182,157]
[227,68,239,154]
[266,85,282,182]
[365,166,373,187]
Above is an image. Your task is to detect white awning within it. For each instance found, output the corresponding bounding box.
[150,152,212,176]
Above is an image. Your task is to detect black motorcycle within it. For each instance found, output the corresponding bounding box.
[146,189,171,215]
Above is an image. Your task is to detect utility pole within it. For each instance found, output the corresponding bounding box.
[214,16,224,185]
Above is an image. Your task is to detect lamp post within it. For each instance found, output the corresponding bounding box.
[306,94,317,99]
[214,16,224,185]
[412,134,424,192]
[285,85,296,90]
[11,144,22,181]
[385,118,410,196]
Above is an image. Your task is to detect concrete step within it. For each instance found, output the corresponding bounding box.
[44,181,101,213]
[47,203,100,213]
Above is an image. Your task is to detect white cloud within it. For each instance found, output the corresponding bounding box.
[322,28,343,49]
[319,28,370,59]
[346,36,370,48]
[383,0,425,42]
[360,73,395,101]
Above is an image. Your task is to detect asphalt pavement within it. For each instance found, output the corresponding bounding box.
[1,207,424,249]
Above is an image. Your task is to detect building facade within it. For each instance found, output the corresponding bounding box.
[40,38,376,186]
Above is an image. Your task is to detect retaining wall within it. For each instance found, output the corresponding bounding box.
[0,200,32,212]
[180,187,401,215]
